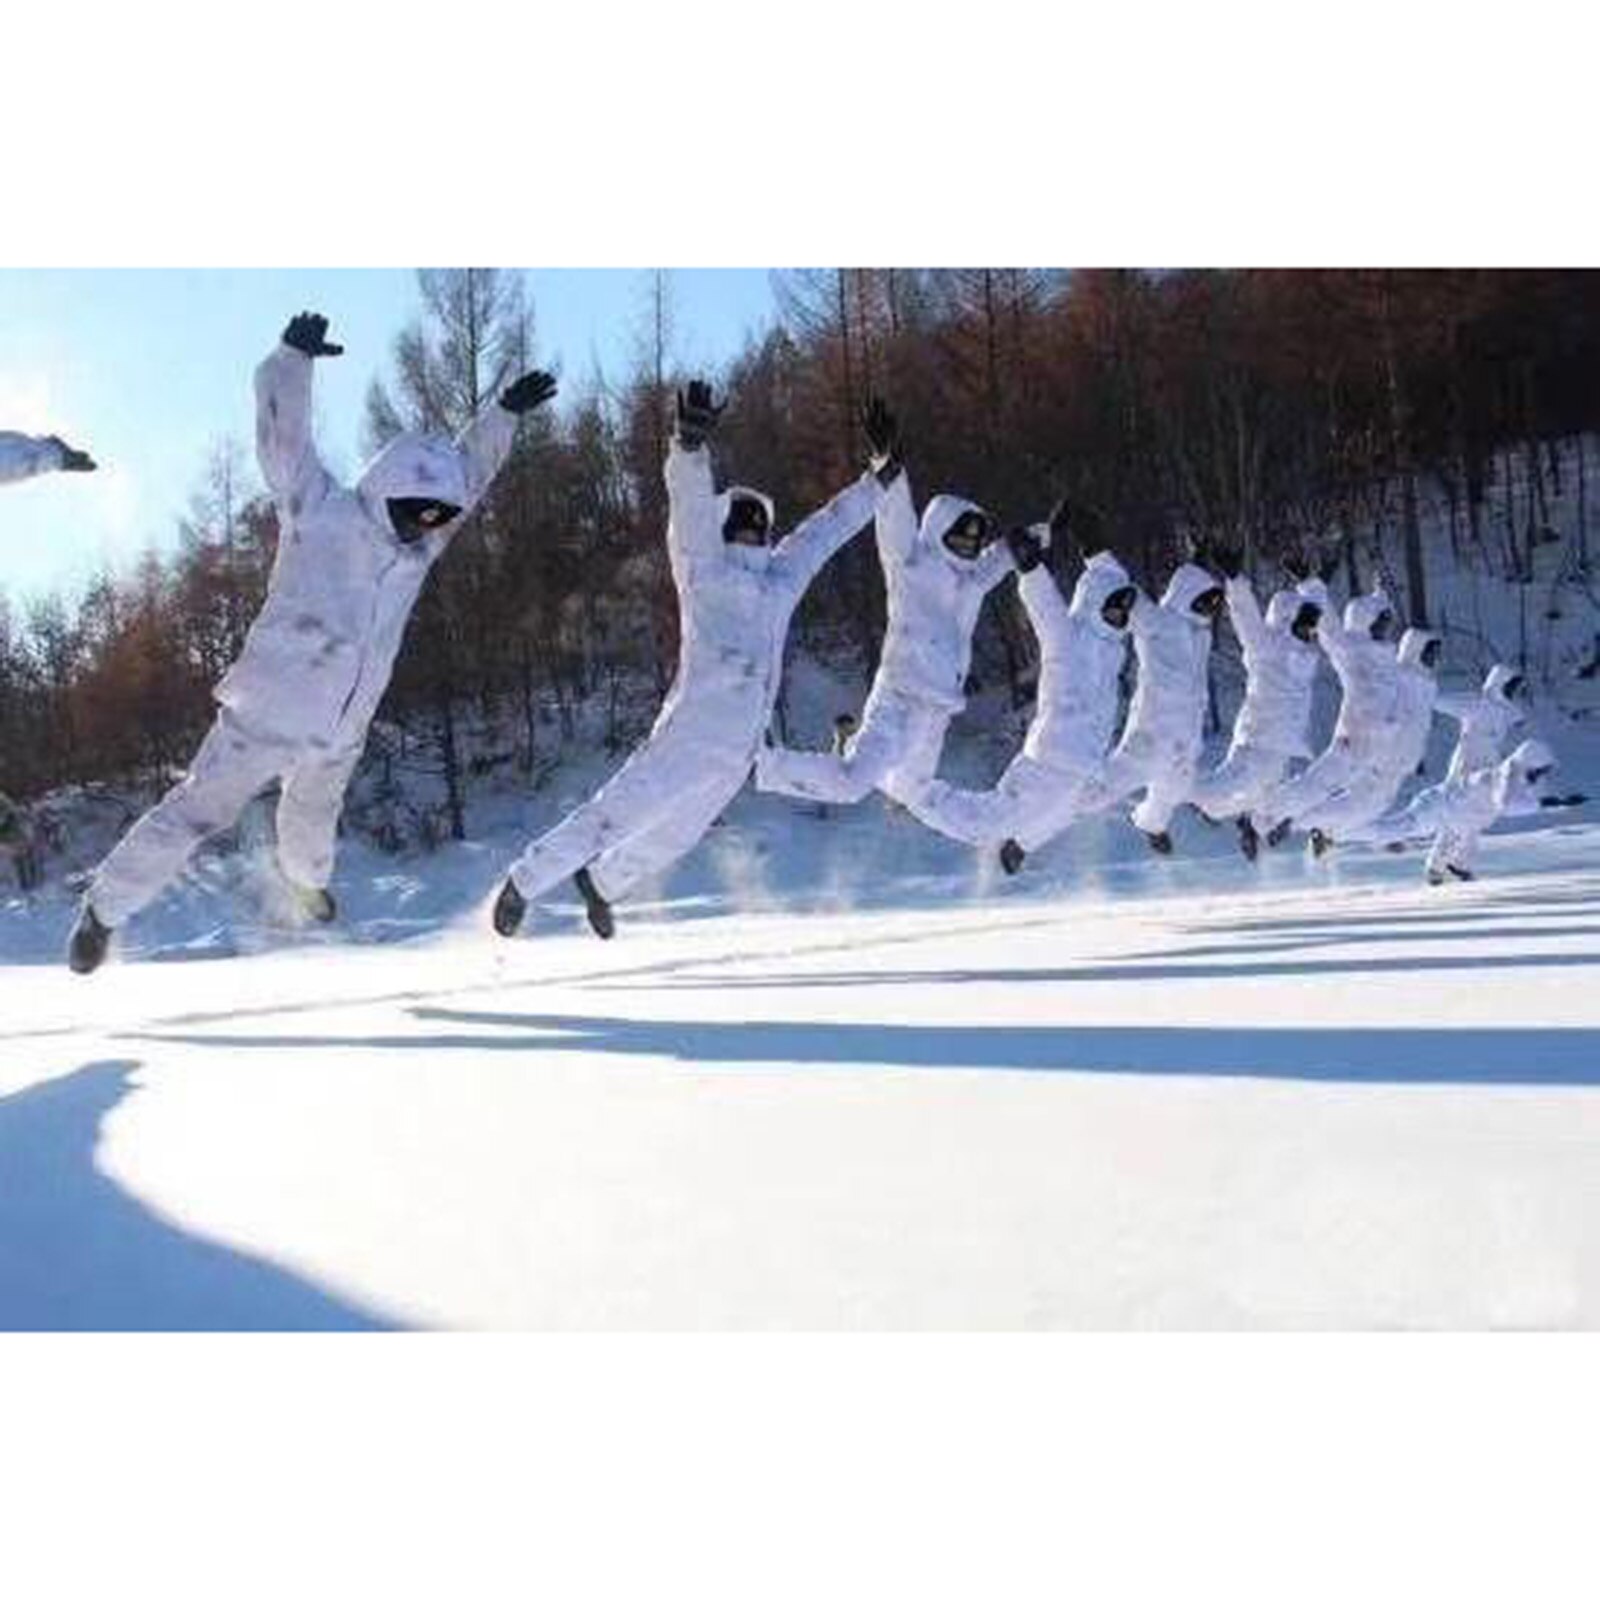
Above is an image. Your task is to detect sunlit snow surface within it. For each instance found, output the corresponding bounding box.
[3,779,1598,1330]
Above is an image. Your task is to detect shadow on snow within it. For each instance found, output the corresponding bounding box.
[0,1061,398,1331]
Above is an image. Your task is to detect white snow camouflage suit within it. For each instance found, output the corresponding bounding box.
[1292,624,1442,840]
[903,548,1131,850]
[505,439,881,905]
[0,432,72,486]
[1189,576,1327,821]
[1353,661,1528,846]
[88,340,519,926]
[1252,589,1399,837]
[1089,563,1219,836]
[1415,738,1558,880]
[754,476,1013,810]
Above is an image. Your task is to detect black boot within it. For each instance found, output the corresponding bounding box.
[574,867,615,940]
[68,903,112,975]
[999,838,1027,876]
[1236,816,1259,862]
[492,877,527,938]
[1446,863,1475,883]
[295,885,337,923]
[1265,818,1292,849]
[1309,828,1333,859]
[1145,830,1174,856]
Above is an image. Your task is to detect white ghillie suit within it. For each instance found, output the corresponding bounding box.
[1090,563,1219,836]
[505,440,880,905]
[1190,576,1327,821]
[87,340,519,927]
[1417,738,1561,881]
[902,548,1131,850]
[1438,662,1527,783]
[754,478,1013,809]
[1353,661,1528,847]
[1292,625,1442,840]
[1252,588,1399,837]
[0,433,72,486]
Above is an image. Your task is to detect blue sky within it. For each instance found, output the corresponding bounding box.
[0,269,778,604]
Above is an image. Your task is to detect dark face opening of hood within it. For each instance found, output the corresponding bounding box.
[1370,609,1396,642]
[1291,601,1322,641]
[723,494,773,547]
[942,510,993,561]
[1189,584,1225,621]
[388,496,463,545]
[1100,585,1137,630]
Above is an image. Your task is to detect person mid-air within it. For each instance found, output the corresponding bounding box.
[491,382,888,941]
[754,411,1014,816]
[1089,555,1225,855]
[902,507,1135,876]
[67,313,553,973]
[1188,551,1329,860]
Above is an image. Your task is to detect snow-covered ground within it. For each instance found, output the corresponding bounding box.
[5,779,1598,1330]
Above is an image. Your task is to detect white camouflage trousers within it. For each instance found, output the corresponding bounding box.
[90,709,361,926]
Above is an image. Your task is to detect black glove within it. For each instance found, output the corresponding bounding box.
[500,370,558,415]
[675,379,724,450]
[282,312,344,358]
[1005,524,1046,574]
[862,396,902,484]
[1213,545,1244,580]
[49,436,97,472]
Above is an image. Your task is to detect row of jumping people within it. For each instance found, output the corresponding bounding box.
[19,318,1572,971]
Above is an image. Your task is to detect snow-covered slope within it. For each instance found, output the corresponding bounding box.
[5,801,1598,1330]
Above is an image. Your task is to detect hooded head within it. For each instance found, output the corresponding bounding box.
[1398,628,1442,671]
[921,494,996,564]
[1344,590,1394,641]
[358,434,470,547]
[1162,562,1224,622]
[1072,550,1136,634]
[1484,663,1525,705]
[716,486,777,548]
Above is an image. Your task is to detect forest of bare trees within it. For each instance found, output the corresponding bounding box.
[4,268,1599,823]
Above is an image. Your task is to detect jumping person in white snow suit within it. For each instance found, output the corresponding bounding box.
[1251,586,1400,849]
[1350,661,1530,850]
[752,433,1014,814]
[1187,550,1329,860]
[1086,557,1225,854]
[1407,738,1584,884]
[491,382,888,940]
[66,314,553,974]
[1436,662,1528,784]
[1294,625,1444,856]
[0,431,96,485]
[900,507,1135,875]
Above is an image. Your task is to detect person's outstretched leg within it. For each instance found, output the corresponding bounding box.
[586,769,744,907]
[275,743,365,918]
[86,712,286,929]
[504,735,704,907]
[756,691,917,805]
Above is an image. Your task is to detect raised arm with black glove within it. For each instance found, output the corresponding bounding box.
[675,379,724,452]
[862,396,903,486]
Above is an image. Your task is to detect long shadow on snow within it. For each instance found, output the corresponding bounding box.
[0,1061,399,1331]
[608,951,1600,993]
[136,1011,1600,1088]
